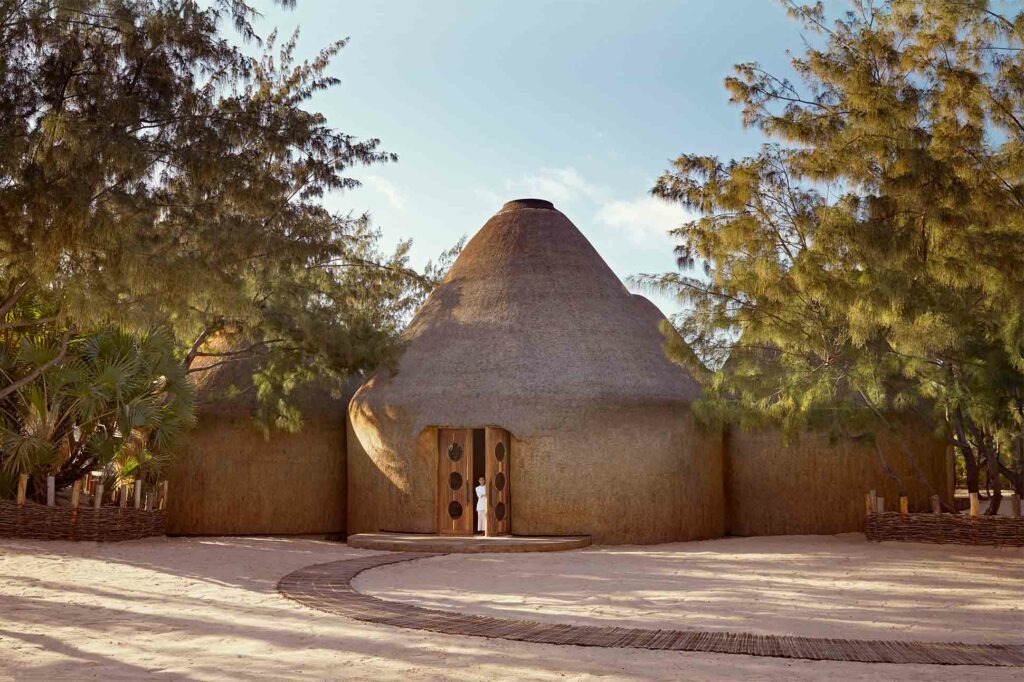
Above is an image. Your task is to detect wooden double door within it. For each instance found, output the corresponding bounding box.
[437,427,511,536]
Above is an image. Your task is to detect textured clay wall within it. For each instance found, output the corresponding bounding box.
[166,416,347,536]
[347,401,725,545]
[724,424,950,537]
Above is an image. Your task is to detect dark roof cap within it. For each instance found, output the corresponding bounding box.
[503,198,554,211]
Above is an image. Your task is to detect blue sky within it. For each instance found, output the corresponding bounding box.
[255,1,805,315]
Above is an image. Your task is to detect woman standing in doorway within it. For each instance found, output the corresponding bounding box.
[475,476,487,534]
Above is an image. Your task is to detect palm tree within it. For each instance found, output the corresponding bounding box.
[0,329,195,502]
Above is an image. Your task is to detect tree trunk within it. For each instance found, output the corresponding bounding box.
[873,441,906,496]
[953,408,980,493]
[984,443,1004,515]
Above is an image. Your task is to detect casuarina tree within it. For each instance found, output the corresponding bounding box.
[645,0,1024,511]
[0,1,442,427]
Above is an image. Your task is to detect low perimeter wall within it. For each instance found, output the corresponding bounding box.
[0,500,165,542]
[865,511,1024,547]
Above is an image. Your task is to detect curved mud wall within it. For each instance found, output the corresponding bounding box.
[347,400,724,545]
[724,424,951,536]
[166,416,347,536]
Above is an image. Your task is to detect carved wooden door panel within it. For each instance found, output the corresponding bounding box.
[485,427,511,536]
[437,428,473,535]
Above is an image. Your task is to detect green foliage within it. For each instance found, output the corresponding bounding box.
[646,0,1024,506]
[0,325,194,499]
[0,0,454,439]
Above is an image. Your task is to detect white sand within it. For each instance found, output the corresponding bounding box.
[358,534,1024,644]
[0,535,1020,681]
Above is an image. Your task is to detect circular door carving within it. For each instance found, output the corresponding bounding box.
[449,472,463,491]
[447,443,463,461]
[448,501,463,519]
[494,472,505,491]
[494,442,505,461]
[495,502,506,521]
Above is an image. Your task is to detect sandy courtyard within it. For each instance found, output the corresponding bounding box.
[357,534,1024,644]
[0,535,1021,680]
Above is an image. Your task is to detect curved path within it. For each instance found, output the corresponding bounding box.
[277,552,1024,667]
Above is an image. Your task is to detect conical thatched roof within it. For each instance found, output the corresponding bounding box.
[352,198,700,436]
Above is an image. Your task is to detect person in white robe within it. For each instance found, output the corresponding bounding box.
[475,476,487,534]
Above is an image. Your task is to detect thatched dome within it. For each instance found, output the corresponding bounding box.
[167,353,351,536]
[348,199,724,544]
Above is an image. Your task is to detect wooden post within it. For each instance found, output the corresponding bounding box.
[158,481,169,510]
[865,492,873,517]
[1011,494,1021,519]
[868,489,877,514]
[930,494,941,515]
[134,480,143,509]
[16,473,28,505]
[119,484,129,508]
[899,496,909,519]
[46,475,55,507]
[876,496,885,514]
[94,482,104,509]
[969,492,980,517]
[69,479,81,530]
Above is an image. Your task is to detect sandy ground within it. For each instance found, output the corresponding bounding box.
[0,536,1019,681]
[358,534,1024,644]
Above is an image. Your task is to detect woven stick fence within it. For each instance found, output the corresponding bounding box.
[865,512,1024,547]
[0,499,165,542]
[864,491,1024,547]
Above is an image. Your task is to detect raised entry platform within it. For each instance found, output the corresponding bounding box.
[347,532,590,553]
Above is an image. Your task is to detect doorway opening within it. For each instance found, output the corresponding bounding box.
[437,426,511,537]
[472,428,485,534]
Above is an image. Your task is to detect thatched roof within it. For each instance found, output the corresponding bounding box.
[190,348,353,421]
[351,198,700,436]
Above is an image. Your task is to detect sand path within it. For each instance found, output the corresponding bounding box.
[0,535,1021,680]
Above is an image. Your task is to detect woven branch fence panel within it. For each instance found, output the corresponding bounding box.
[865,512,1024,547]
[0,500,165,542]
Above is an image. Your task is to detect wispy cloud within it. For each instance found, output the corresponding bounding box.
[362,174,407,212]
[594,195,688,246]
[507,167,601,205]
[480,167,686,248]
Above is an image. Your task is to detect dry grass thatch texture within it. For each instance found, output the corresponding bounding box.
[166,415,346,536]
[348,404,725,544]
[348,200,720,544]
[168,346,354,536]
[725,424,950,536]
